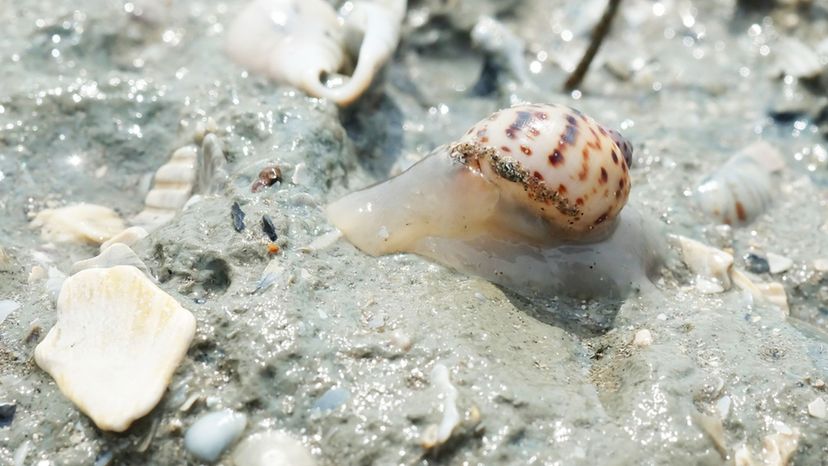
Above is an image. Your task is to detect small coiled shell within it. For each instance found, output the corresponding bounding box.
[453,103,632,236]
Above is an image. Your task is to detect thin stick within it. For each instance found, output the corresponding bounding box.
[563,0,623,92]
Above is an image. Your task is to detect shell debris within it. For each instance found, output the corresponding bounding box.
[421,364,461,449]
[34,265,196,432]
[231,430,317,466]
[31,204,126,245]
[70,243,151,277]
[99,226,149,252]
[184,409,248,462]
[674,235,733,293]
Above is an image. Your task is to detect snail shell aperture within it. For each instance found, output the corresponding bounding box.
[327,103,664,298]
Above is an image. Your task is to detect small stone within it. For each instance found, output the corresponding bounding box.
[313,387,350,412]
[261,215,278,242]
[184,409,247,462]
[28,265,46,283]
[0,403,16,427]
[743,252,770,274]
[250,165,282,193]
[232,430,316,466]
[766,252,793,274]
[632,329,653,347]
[231,202,246,232]
[807,397,826,419]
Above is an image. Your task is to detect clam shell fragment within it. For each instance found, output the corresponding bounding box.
[34,265,196,432]
[31,203,126,245]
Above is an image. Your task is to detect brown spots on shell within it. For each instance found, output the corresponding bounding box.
[611,151,618,164]
[618,178,625,189]
[735,201,747,222]
[480,136,489,143]
[576,197,584,206]
[558,184,567,195]
[549,150,565,166]
[528,127,541,137]
[520,145,532,156]
[598,126,608,136]
[582,148,590,160]
[599,167,608,184]
[594,211,610,225]
[535,112,548,120]
[505,127,517,139]
[500,145,512,153]
[586,127,603,150]
[533,171,544,180]
[578,161,589,181]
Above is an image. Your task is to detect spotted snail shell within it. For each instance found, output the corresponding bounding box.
[451,103,633,235]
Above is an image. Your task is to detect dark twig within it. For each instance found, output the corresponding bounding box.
[563,0,623,92]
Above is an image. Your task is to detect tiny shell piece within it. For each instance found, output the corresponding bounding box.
[70,243,150,277]
[421,364,460,449]
[34,266,196,432]
[766,252,793,274]
[674,235,733,292]
[807,397,827,419]
[31,204,126,245]
[100,226,149,252]
[251,165,283,193]
[632,329,653,347]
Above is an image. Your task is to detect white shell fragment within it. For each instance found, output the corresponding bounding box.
[766,252,793,274]
[70,243,150,277]
[807,397,826,419]
[231,430,316,466]
[34,265,196,432]
[774,36,823,79]
[694,142,785,226]
[674,235,733,293]
[184,409,248,462]
[762,423,800,466]
[0,300,20,325]
[421,364,460,449]
[731,269,789,315]
[225,0,405,106]
[31,204,126,245]
[100,226,149,251]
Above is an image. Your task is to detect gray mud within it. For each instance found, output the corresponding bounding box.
[1,0,828,465]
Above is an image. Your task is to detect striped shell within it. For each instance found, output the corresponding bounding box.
[453,103,632,235]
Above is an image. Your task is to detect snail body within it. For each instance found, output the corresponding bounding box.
[326,104,664,298]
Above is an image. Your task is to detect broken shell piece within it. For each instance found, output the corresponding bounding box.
[70,243,150,277]
[674,235,733,293]
[766,252,793,274]
[762,423,800,466]
[232,430,316,466]
[133,137,226,232]
[100,226,149,252]
[34,265,196,432]
[807,397,826,419]
[632,329,653,347]
[731,269,789,314]
[774,37,823,79]
[132,145,198,231]
[421,364,460,449]
[225,0,405,106]
[694,142,784,226]
[31,204,126,245]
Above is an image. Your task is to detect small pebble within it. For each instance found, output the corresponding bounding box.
[184,409,248,462]
[232,430,316,466]
[261,215,278,242]
[231,202,246,232]
[632,329,653,347]
[766,252,793,274]
[251,165,283,193]
[0,403,16,428]
[743,252,770,274]
[313,387,350,412]
[807,397,826,419]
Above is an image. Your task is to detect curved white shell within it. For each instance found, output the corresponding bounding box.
[225,0,405,106]
[694,142,784,226]
[34,265,196,432]
[31,203,126,245]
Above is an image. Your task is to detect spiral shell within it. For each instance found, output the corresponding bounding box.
[453,103,632,235]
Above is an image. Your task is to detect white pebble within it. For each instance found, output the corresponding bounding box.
[28,265,46,283]
[232,430,316,466]
[766,252,793,274]
[422,364,460,448]
[807,397,826,419]
[185,409,248,462]
[632,329,653,347]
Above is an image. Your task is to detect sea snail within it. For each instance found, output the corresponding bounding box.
[327,103,665,298]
